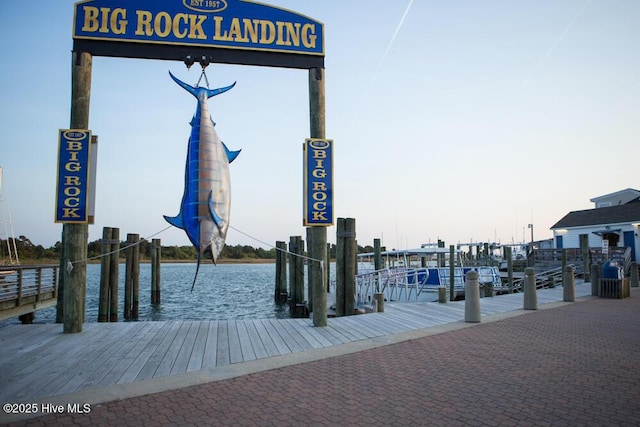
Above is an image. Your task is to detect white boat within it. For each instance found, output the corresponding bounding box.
[353,247,502,305]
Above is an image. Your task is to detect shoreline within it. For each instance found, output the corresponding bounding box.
[7,258,277,266]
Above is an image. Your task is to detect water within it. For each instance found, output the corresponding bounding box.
[1,263,294,326]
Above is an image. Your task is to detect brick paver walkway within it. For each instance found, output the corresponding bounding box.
[7,291,640,426]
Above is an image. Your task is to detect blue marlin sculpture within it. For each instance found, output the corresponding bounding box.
[165,71,240,290]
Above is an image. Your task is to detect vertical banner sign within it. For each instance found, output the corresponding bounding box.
[55,129,92,223]
[304,138,333,226]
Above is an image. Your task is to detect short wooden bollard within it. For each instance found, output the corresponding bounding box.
[374,292,384,313]
[630,262,639,288]
[523,267,537,310]
[465,270,481,323]
[438,286,447,303]
[563,265,575,302]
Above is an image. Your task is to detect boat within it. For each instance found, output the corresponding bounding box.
[353,246,502,306]
[0,166,19,268]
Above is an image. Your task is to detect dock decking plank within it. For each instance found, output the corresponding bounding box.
[291,319,333,347]
[236,320,257,362]
[1,324,107,402]
[50,322,144,396]
[135,321,183,381]
[216,321,231,366]
[153,321,193,378]
[227,321,244,364]
[117,321,175,384]
[187,321,210,372]
[243,320,269,359]
[97,321,168,386]
[171,321,204,375]
[261,319,296,354]
[201,320,219,370]
[251,319,282,357]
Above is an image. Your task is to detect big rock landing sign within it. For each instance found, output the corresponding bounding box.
[73,0,325,68]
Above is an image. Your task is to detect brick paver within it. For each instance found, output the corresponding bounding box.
[7,292,640,426]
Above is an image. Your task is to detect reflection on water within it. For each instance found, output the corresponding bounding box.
[1,263,293,326]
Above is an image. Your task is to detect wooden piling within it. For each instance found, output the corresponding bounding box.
[109,228,119,322]
[124,233,140,320]
[449,245,455,302]
[345,219,356,316]
[335,220,345,317]
[374,239,383,272]
[306,228,314,313]
[506,246,514,293]
[62,51,92,333]
[308,66,328,327]
[151,239,161,304]
[274,241,288,302]
[288,236,305,316]
[580,235,590,282]
[98,227,112,322]
[125,234,140,320]
[336,218,356,316]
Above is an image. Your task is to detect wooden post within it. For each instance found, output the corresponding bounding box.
[98,227,112,322]
[449,245,455,301]
[335,220,346,317]
[523,267,537,310]
[484,243,489,266]
[109,228,119,322]
[308,67,328,327]
[326,243,331,293]
[580,234,590,282]
[563,265,576,302]
[62,51,92,333]
[124,234,133,321]
[274,241,288,302]
[344,218,356,317]
[151,238,161,304]
[288,236,305,316]
[306,227,314,313]
[374,239,383,271]
[132,234,140,320]
[506,246,514,293]
[465,270,481,323]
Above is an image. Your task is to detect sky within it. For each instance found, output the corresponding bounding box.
[0,0,638,252]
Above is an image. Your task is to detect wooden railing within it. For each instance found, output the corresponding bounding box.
[0,264,58,321]
[533,247,633,275]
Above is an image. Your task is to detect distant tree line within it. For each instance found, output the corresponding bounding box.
[1,237,379,264]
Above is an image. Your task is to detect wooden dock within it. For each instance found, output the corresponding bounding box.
[0,265,58,321]
[0,283,592,406]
